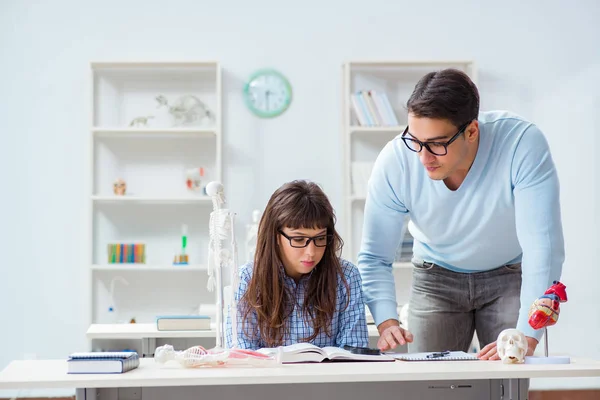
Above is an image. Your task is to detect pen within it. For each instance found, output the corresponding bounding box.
[426,351,450,359]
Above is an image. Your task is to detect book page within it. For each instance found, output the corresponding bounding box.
[322,346,352,358]
[324,347,395,362]
[282,343,325,355]
[257,342,325,358]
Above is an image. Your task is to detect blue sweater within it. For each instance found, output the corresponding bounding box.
[357,110,565,340]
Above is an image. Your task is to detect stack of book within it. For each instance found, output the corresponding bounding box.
[107,243,146,264]
[350,90,399,127]
[156,315,211,331]
[67,351,139,374]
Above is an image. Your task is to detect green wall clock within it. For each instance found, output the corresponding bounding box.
[243,69,292,118]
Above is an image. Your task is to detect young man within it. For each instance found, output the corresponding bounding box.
[357,69,564,359]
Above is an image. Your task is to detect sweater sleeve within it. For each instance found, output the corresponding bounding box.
[357,142,408,326]
[511,124,565,340]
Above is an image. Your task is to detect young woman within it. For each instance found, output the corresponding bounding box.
[226,180,368,349]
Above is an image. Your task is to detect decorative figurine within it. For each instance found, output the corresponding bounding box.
[113,179,127,196]
[129,116,154,127]
[525,280,569,364]
[155,94,214,127]
[496,328,528,364]
[173,224,189,265]
[186,167,205,193]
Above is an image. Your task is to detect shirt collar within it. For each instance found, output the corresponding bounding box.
[279,264,315,286]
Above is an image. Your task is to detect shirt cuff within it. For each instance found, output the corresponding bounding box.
[517,321,544,342]
[369,299,399,326]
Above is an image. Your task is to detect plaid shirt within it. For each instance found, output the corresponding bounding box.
[226,258,369,349]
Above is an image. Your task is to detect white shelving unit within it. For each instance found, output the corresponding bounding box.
[86,62,222,332]
[341,60,476,307]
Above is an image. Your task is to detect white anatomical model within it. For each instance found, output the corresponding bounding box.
[155,94,214,126]
[154,344,278,368]
[496,328,528,364]
[206,181,239,349]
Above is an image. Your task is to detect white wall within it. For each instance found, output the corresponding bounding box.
[1,0,599,394]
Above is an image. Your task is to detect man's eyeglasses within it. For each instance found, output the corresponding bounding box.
[401,121,471,156]
[278,230,333,248]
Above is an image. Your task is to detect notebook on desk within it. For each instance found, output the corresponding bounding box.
[67,351,140,374]
[387,351,479,361]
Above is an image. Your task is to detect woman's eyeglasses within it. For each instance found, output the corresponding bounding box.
[278,230,333,248]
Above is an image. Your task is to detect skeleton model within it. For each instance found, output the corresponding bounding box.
[496,329,528,364]
[206,181,239,349]
[155,94,214,126]
[498,281,569,365]
[153,182,284,369]
[129,116,154,127]
[154,344,279,368]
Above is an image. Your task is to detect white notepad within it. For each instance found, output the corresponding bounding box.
[387,351,479,361]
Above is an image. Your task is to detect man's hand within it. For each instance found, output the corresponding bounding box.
[377,319,414,351]
[477,336,538,360]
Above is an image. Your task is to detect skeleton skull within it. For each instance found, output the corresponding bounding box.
[496,329,528,364]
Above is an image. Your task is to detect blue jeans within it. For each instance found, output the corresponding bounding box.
[407,260,522,352]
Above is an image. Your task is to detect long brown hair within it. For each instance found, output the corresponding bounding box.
[240,180,349,347]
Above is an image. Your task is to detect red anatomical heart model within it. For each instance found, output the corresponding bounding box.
[528,281,568,330]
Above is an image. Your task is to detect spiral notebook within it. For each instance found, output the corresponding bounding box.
[69,352,137,360]
[68,352,139,374]
[388,351,479,361]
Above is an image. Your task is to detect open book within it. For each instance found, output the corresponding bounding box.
[257,343,395,363]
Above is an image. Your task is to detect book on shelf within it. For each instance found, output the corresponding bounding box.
[67,351,140,374]
[350,90,399,127]
[107,243,146,264]
[156,315,211,331]
[257,342,395,363]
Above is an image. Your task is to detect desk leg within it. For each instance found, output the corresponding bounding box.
[81,388,119,400]
[76,388,95,400]
[142,338,156,357]
[499,379,529,400]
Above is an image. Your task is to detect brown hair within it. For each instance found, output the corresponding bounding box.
[240,180,349,347]
[407,68,479,128]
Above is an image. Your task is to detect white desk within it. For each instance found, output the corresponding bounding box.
[88,323,380,339]
[87,324,381,356]
[87,323,217,340]
[87,324,218,357]
[2,357,600,400]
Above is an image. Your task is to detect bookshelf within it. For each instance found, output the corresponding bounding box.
[87,61,222,330]
[341,60,476,308]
